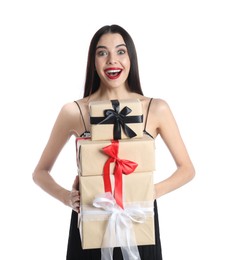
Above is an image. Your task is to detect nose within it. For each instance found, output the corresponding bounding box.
[107,53,117,64]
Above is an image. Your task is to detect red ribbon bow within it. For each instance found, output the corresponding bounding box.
[102,140,138,209]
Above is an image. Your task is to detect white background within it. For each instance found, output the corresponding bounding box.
[0,0,226,259]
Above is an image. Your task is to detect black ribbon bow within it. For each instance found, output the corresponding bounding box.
[90,100,143,140]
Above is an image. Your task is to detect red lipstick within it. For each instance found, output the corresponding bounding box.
[104,67,122,80]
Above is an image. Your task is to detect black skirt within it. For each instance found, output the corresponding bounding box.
[66,200,162,260]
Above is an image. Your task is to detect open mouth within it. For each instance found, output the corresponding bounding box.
[104,68,122,79]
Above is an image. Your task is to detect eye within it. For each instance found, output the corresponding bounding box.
[117,49,126,55]
[96,50,108,57]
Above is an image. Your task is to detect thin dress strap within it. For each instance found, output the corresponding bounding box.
[74,101,90,137]
[143,98,154,138]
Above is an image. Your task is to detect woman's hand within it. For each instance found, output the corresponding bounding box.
[69,175,80,213]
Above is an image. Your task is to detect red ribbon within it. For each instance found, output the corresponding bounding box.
[102,140,138,209]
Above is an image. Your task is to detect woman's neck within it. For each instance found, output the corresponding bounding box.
[91,84,136,101]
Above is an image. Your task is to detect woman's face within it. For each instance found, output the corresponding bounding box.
[95,33,131,90]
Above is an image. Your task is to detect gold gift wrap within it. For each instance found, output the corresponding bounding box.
[89,99,144,141]
[78,172,155,249]
[77,134,155,176]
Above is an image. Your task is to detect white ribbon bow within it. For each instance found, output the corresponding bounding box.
[93,192,153,260]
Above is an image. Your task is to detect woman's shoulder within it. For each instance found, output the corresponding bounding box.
[57,100,89,136]
[57,100,86,123]
[151,97,170,110]
[60,96,91,110]
[141,96,171,114]
[59,101,78,114]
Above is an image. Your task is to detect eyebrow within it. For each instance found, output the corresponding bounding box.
[96,43,127,50]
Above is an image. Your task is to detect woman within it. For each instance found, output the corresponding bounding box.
[33,24,195,259]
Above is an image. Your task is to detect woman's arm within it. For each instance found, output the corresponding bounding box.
[148,99,195,199]
[32,102,80,207]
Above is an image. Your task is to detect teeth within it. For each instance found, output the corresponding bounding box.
[106,69,121,74]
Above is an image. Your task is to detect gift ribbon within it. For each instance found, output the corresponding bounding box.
[93,192,150,260]
[90,99,143,140]
[102,140,138,209]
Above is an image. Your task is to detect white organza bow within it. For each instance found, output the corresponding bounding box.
[93,192,153,260]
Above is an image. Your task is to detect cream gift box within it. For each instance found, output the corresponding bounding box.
[78,172,155,249]
[89,99,144,141]
[76,134,155,177]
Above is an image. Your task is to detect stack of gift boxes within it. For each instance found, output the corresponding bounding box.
[76,99,156,249]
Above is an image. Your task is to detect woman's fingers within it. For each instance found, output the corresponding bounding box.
[69,189,80,212]
[69,176,80,212]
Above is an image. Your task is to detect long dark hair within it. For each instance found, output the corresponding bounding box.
[83,24,143,97]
